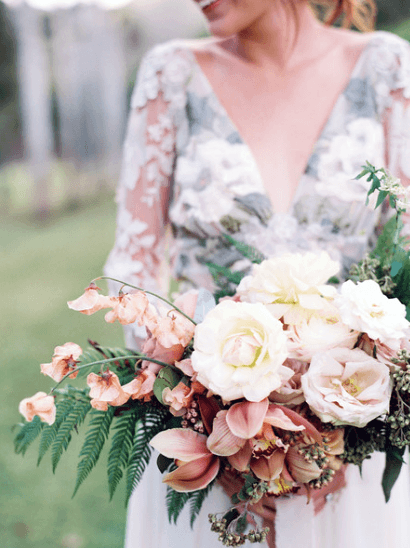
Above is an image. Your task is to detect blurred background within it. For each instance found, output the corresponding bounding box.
[0,1,410,547]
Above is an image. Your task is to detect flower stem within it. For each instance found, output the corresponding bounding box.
[49,354,172,394]
[93,276,197,326]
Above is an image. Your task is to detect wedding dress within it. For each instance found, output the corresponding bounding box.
[104,31,410,548]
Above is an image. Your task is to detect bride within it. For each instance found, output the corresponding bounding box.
[104,0,410,546]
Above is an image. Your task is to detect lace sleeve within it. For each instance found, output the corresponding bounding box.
[379,35,410,230]
[104,47,182,297]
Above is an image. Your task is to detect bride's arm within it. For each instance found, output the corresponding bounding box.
[104,49,178,345]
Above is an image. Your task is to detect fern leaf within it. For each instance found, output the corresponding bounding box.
[37,398,77,466]
[189,482,215,528]
[51,399,91,473]
[14,416,44,455]
[76,346,140,380]
[72,407,115,497]
[107,409,139,500]
[125,411,166,505]
[166,487,191,524]
[223,234,265,264]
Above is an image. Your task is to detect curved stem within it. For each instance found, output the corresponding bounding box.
[94,276,197,326]
[49,354,172,394]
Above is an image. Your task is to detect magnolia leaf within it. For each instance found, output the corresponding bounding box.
[391,261,403,277]
[375,190,389,209]
[153,366,182,405]
[382,446,405,502]
[193,288,216,323]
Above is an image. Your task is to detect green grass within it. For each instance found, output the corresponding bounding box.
[0,199,128,548]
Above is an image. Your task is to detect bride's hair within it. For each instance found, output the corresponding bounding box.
[309,0,377,31]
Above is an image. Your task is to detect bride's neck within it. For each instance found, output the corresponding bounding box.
[232,3,327,70]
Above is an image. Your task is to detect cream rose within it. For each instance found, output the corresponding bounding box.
[191,301,292,402]
[336,280,410,349]
[287,314,359,362]
[237,252,339,324]
[301,348,392,427]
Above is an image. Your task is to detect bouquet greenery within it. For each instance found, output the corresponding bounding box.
[14,164,410,546]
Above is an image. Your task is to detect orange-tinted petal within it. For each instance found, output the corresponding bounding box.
[251,451,285,481]
[207,410,245,456]
[150,428,210,461]
[286,446,322,483]
[163,454,220,492]
[267,404,322,444]
[226,399,269,439]
[228,441,253,472]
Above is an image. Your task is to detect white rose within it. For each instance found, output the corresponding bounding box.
[288,314,359,362]
[336,280,410,349]
[237,252,339,324]
[301,348,392,427]
[191,301,292,402]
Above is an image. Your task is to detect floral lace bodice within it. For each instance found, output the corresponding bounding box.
[105,31,410,302]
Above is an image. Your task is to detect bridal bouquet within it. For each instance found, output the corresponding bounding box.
[15,164,410,546]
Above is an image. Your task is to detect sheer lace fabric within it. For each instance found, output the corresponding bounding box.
[104,31,410,548]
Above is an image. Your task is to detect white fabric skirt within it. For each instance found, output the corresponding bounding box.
[125,451,410,548]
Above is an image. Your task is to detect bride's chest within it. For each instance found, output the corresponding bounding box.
[169,72,386,238]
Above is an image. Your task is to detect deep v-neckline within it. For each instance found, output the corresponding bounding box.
[185,34,378,214]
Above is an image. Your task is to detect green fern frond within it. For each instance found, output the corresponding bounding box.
[37,398,77,466]
[51,399,91,473]
[75,346,140,381]
[72,407,115,497]
[189,482,215,528]
[125,411,167,505]
[166,487,191,524]
[107,409,139,500]
[206,263,245,285]
[223,234,265,264]
[14,416,44,455]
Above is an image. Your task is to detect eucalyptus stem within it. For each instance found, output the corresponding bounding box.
[49,354,172,394]
[94,276,197,326]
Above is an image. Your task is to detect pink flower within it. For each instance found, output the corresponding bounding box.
[150,428,220,492]
[206,399,324,484]
[121,370,156,402]
[141,333,184,373]
[162,381,206,416]
[19,392,56,425]
[105,292,158,326]
[68,283,113,315]
[87,370,129,411]
[40,342,82,382]
[269,358,308,407]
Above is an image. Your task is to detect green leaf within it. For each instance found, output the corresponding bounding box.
[107,409,139,500]
[14,416,44,455]
[382,446,405,502]
[76,346,139,381]
[375,190,388,209]
[166,488,191,524]
[193,288,215,323]
[223,234,265,264]
[189,482,215,528]
[157,454,174,474]
[51,399,91,473]
[153,366,182,405]
[72,407,115,497]
[391,261,403,277]
[126,411,166,505]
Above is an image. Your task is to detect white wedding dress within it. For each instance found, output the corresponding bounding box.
[105,31,410,548]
